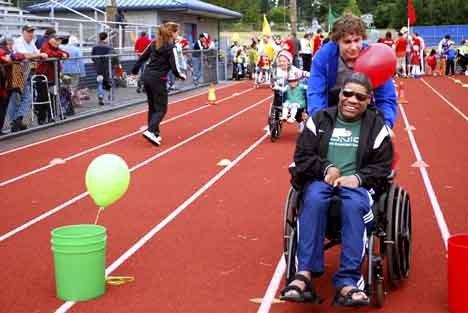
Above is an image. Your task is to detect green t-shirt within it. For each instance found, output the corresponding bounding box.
[326,117,361,176]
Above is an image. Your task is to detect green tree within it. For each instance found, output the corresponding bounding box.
[343,0,362,16]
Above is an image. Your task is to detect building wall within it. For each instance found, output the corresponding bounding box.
[35,10,219,46]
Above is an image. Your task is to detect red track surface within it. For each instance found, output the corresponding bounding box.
[0,78,466,313]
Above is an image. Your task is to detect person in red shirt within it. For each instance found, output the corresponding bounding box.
[378,31,394,48]
[134,31,152,55]
[425,49,437,75]
[410,45,421,77]
[134,31,152,93]
[36,33,69,123]
[312,29,323,56]
[395,32,408,77]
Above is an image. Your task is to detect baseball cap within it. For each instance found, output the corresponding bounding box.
[22,25,35,32]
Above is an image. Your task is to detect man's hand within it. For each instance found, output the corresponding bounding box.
[334,175,359,188]
[324,167,340,186]
[39,52,48,59]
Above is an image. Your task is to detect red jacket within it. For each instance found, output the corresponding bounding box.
[313,35,322,55]
[37,42,69,83]
[134,36,152,54]
[0,48,25,97]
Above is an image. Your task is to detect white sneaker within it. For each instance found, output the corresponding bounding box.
[143,131,162,146]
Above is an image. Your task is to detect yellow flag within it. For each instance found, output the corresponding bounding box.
[262,15,272,37]
[231,32,240,43]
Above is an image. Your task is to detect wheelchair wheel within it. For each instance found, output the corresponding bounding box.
[385,184,403,288]
[397,189,412,279]
[283,187,298,283]
[375,277,385,308]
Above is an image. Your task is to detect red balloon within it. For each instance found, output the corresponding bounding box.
[354,43,396,89]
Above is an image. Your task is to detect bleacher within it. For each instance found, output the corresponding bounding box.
[413,24,468,47]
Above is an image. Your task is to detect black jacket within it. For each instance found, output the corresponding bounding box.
[293,107,393,192]
[91,43,118,90]
[131,42,185,80]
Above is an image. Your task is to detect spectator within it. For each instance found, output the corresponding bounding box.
[92,32,118,105]
[35,27,56,50]
[61,35,86,106]
[446,46,456,76]
[134,31,151,54]
[134,31,152,93]
[438,35,454,76]
[426,49,437,76]
[9,25,48,132]
[312,29,323,56]
[458,39,468,75]
[412,32,425,73]
[115,9,126,47]
[410,45,421,77]
[300,33,312,71]
[395,32,408,77]
[378,31,394,48]
[192,33,207,85]
[36,33,69,123]
[0,38,25,134]
[290,32,301,67]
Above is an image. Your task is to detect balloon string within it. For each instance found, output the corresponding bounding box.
[94,207,104,225]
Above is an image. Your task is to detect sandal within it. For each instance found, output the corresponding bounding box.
[279,273,322,304]
[332,287,370,307]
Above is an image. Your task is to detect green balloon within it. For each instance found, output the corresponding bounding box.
[85,154,130,208]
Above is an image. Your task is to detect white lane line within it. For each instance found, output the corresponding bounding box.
[0,87,255,187]
[420,78,468,121]
[0,95,272,242]
[55,130,270,313]
[0,82,245,156]
[399,102,451,249]
[257,255,286,313]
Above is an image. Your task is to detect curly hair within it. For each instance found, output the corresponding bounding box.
[331,14,367,42]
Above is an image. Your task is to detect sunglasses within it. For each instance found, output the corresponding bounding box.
[342,89,370,101]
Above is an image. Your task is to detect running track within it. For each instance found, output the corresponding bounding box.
[0,78,466,312]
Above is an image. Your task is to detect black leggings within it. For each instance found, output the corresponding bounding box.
[0,94,10,130]
[144,77,168,136]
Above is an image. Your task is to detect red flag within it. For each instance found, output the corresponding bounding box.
[408,0,416,25]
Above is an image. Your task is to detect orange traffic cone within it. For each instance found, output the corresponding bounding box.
[207,83,217,105]
[397,81,408,104]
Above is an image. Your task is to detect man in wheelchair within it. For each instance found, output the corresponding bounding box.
[281,72,393,306]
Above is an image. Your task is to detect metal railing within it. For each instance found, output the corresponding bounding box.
[1,48,231,137]
[0,12,158,51]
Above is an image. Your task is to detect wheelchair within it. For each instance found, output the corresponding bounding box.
[268,89,307,142]
[282,170,412,307]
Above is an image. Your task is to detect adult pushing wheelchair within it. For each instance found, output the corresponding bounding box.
[280,72,412,307]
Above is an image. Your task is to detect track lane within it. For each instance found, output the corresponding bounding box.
[0,94,272,313]
[0,82,250,181]
[0,87,269,236]
[402,79,467,236]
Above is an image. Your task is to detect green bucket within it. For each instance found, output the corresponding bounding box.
[51,224,107,301]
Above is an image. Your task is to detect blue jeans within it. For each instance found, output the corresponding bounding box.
[297,181,374,290]
[192,57,201,83]
[8,78,32,121]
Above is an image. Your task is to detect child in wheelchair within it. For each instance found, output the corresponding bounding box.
[281,72,394,307]
[281,72,308,127]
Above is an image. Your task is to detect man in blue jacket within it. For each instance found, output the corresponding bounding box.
[307,14,397,129]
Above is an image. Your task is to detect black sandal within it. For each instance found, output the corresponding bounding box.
[332,287,370,307]
[279,273,322,304]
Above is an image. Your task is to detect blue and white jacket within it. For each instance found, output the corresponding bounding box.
[307,41,398,128]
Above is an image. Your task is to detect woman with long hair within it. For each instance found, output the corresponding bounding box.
[131,22,186,146]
